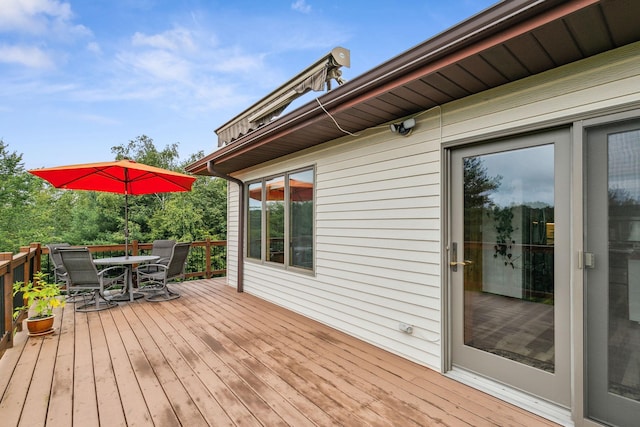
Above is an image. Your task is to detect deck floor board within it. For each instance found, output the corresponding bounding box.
[0,278,559,426]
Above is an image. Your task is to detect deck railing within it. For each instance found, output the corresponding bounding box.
[0,239,226,358]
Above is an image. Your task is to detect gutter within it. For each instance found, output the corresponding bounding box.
[207,160,244,293]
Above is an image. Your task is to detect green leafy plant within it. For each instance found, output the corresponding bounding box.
[13,271,65,319]
[493,206,519,269]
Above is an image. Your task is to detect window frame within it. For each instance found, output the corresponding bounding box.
[245,166,315,273]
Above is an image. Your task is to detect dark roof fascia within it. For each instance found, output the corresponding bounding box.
[186,0,586,175]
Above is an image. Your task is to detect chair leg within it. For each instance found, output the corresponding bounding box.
[144,284,180,302]
[75,290,118,312]
[66,289,94,303]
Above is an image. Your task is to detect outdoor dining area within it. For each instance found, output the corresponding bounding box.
[49,239,191,312]
[18,159,197,328]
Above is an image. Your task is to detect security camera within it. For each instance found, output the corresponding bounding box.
[389,118,416,136]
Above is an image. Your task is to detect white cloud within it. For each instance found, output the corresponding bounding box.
[118,49,191,82]
[0,0,89,38]
[291,0,312,14]
[1,4,340,122]
[0,0,71,29]
[86,41,101,54]
[210,49,266,73]
[116,24,267,100]
[131,27,196,53]
[69,112,120,126]
[0,44,55,68]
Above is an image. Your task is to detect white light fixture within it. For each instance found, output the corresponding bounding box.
[389,118,416,136]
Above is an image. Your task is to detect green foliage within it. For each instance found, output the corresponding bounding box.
[463,156,502,245]
[111,135,180,169]
[13,271,65,319]
[0,136,227,252]
[0,140,57,251]
[492,206,516,268]
[463,156,501,210]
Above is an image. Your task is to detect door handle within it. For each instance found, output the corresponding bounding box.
[450,260,472,267]
[450,242,472,271]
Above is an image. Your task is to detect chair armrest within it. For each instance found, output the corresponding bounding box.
[98,266,128,278]
[136,263,168,273]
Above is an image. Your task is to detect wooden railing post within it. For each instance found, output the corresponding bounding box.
[132,240,139,256]
[205,238,212,279]
[19,246,32,286]
[0,252,14,350]
[31,243,42,273]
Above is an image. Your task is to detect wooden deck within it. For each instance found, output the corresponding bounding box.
[0,278,558,426]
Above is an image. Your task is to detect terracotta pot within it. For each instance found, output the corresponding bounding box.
[26,315,55,336]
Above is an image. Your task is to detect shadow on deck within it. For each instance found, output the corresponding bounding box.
[0,278,558,426]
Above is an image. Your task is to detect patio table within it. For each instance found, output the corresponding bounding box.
[94,255,160,302]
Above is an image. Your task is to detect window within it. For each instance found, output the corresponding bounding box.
[289,169,314,269]
[247,182,262,259]
[246,167,314,271]
[266,175,285,263]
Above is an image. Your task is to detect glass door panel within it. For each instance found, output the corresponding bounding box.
[450,129,570,406]
[463,145,555,372]
[586,120,640,426]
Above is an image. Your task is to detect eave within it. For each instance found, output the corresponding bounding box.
[187,0,640,176]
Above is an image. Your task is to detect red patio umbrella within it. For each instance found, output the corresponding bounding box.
[249,178,313,202]
[29,159,196,255]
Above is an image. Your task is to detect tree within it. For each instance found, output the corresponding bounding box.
[111,135,189,242]
[463,156,501,210]
[110,136,227,243]
[462,156,503,290]
[1,136,226,253]
[111,135,180,170]
[0,140,58,252]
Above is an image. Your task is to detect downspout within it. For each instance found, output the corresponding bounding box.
[207,160,244,293]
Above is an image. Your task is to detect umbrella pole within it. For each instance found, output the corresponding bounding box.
[124,191,129,258]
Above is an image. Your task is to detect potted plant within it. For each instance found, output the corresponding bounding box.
[13,271,65,336]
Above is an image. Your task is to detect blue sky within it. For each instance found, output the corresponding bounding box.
[1,0,496,170]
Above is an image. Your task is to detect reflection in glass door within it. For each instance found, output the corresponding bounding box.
[450,129,570,407]
[586,120,640,426]
[464,145,555,371]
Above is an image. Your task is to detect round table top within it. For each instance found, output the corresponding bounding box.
[94,255,160,265]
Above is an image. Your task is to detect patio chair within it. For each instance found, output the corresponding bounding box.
[151,239,176,266]
[46,243,71,287]
[137,240,176,277]
[48,243,93,303]
[136,242,190,302]
[58,247,125,312]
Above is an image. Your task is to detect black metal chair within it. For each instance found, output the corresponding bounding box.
[58,247,125,312]
[136,242,190,302]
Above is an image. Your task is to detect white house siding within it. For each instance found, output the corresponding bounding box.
[233,126,443,369]
[225,41,640,371]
